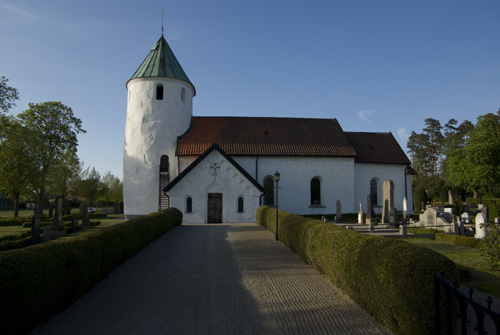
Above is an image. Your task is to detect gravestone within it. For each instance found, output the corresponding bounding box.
[358,203,365,224]
[388,208,397,226]
[403,197,408,218]
[53,196,64,231]
[366,194,375,219]
[48,207,53,219]
[43,226,52,242]
[82,204,90,228]
[475,213,487,239]
[448,190,455,205]
[423,207,439,227]
[368,221,375,233]
[400,225,407,237]
[336,200,342,221]
[459,219,465,235]
[461,212,470,224]
[382,180,394,223]
[480,206,489,222]
[30,215,41,243]
[71,218,78,232]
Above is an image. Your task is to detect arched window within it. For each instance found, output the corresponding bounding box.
[186,197,192,213]
[370,178,378,205]
[311,177,321,205]
[237,197,244,213]
[263,176,274,206]
[181,87,186,101]
[156,84,164,100]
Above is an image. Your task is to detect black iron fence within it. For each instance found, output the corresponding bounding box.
[434,271,500,334]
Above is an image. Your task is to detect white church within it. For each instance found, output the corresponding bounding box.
[123,35,413,223]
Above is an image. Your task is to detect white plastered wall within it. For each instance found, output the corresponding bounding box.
[353,163,413,214]
[168,151,263,223]
[233,156,356,215]
[123,77,194,218]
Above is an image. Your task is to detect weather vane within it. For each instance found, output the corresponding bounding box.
[162,10,165,35]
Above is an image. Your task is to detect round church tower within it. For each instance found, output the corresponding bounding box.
[123,35,195,218]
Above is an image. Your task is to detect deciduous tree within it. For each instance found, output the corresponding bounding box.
[17,101,86,220]
[0,76,19,115]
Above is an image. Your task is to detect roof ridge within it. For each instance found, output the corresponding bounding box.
[192,116,339,121]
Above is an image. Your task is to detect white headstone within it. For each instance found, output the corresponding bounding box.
[403,197,408,217]
[461,212,470,224]
[475,213,487,239]
[358,203,365,224]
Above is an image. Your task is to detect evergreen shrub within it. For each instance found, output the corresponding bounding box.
[0,218,30,226]
[413,188,427,212]
[257,206,458,335]
[0,208,182,335]
[435,233,480,248]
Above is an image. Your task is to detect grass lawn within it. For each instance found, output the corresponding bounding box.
[0,212,127,239]
[406,238,500,299]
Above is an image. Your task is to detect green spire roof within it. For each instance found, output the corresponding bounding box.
[128,35,195,95]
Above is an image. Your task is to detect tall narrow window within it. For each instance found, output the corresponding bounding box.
[156,84,164,100]
[263,176,274,206]
[160,155,169,174]
[181,87,186,101]
[237,197,244,213]
[370,178,378,205]
[186,197,192,213]
[311,177,321,205]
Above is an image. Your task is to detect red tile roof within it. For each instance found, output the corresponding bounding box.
[176,117,411,165]
[345,132,411,165]
[176,116,357,157]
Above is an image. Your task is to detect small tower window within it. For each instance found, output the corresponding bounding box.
[186,197,192,213]
[181,88,186,101]
[237,197,244,213]
[156,84,164,100]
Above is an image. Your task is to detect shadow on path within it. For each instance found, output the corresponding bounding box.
[31,223,391,335]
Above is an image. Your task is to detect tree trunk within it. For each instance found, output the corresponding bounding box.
[473,189,480,199]
[13,194,19,218]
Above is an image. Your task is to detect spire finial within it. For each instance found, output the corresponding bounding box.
[161,10,165,35]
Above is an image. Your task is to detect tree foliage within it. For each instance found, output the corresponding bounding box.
[16,102,86,216]
[0,117,35,216]
[78,167,101,207]
[408,109,500,207]
[0,76,19,115]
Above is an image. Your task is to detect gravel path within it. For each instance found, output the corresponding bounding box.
[31,223,392,335]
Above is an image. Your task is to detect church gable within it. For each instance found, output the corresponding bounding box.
[164,144,264,223]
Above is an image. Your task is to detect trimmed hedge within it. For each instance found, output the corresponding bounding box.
[257,206,458,335]
[435,233,481,248]
[0,218,30,227]
[0,208,182,335]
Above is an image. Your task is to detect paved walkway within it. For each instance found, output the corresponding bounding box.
[32,223,392,335]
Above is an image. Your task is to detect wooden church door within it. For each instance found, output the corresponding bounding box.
[207,193,222,223]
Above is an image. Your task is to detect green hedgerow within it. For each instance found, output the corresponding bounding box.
[479,223,500,270]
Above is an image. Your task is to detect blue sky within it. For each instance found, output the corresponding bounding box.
[1,0,499,180]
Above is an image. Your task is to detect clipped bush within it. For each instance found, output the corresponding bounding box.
[413,187,427,212]
[0,208,182,335]
[489,202,499,220]
[0,218,31,227]
[435,233,481,249]
[257,206,458,335]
